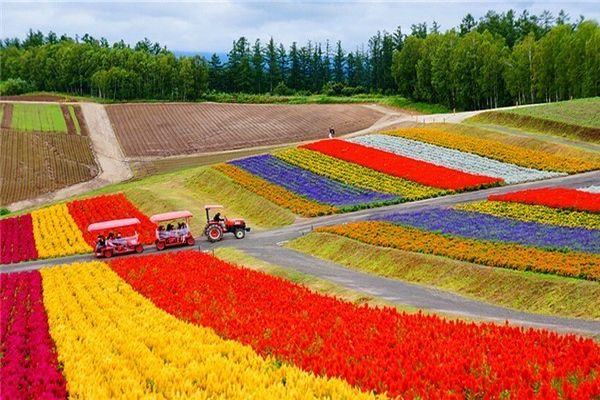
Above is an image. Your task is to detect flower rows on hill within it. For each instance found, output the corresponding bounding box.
[275,147,445,199]
[39,261,378,398]
[0,193,154,265]
[385,127,600,172]
[0,271,67,399]
[0,215,37,264]
[350,134,561,184]
[303,139,502,190]
[457,200,600,229]
[111,251,600,399]
[318,222,600,280]
[214,164,337,216]
[230,154,398,209]
[489,187,600,213]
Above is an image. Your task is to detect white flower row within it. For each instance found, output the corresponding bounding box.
[578,185,600,193]
[349,134,564,184]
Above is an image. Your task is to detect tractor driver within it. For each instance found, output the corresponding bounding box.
[213,212,224,223]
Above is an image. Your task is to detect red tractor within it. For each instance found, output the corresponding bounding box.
[204,205,250,242]
[88,218,144,258]
[150,210,195,250]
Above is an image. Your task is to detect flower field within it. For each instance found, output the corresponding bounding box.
[350,134,561,184]
[0,214,37,264]
[303,139,501,190]
[385,126,600,173]
[0,193,154,265]
[489,188,600,213]
[230,154,398,208]
[2,251,599,398]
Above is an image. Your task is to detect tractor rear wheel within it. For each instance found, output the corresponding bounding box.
[186,236,196,246]
[156,240,165,251]
[234,228,246,239]
[135,244,144,253]
[103,249,113,258]
[207,226,223,242]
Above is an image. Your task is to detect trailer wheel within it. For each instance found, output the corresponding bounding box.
[207,226,223,242]
[156,241,165,251]
[186,236,196,246]
[135,244,144,253]
[234,228,245,239]
[103,249,113,258]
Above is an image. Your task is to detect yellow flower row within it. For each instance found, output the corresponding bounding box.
[214,163,338,217]
[457,201,600,230]
[384,127,599,173]
[31,204,91,258]
[275,148,446,200]
[41,262,379,399]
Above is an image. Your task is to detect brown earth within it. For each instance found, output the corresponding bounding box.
[0,128,98,205]
[0,94,76,102]
[60,104,77,135]
[1,103,13,129]
[106,103,384,157]
[73,105,89,136]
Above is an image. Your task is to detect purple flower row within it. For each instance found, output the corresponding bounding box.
[230,154,398,207]
[377,208,600,254]
[1,271,67,399]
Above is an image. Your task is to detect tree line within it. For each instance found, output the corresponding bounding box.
[1,9,598,110]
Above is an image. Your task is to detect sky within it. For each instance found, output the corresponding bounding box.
[2,1,599,53]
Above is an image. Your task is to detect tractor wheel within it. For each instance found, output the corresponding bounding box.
[186,236,196,246]
[103,249,113,258]
[206,226,223,242]
[135,244,144,253]
[156,240,166,251]
[234,228,246,239]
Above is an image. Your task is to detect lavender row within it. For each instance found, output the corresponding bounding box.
[377,208,600,254]
[230,154,398,207]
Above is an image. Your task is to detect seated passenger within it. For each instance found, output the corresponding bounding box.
[115,232,126,246]
[107,232,115,246]
[95,235,105,252]
[158,225,167,239]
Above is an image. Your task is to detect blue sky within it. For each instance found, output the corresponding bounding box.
[2,1,598,52]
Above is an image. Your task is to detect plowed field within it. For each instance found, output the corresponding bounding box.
[0,129,98,205]
[106,103,384,157]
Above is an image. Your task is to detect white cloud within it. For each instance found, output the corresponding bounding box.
[1,1,598,52]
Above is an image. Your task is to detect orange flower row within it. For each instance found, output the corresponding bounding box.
[318,221,600,281]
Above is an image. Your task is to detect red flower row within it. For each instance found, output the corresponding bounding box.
[0,215,38,264]
[67,193,156,245]
[111,251,600,399]
[489,188,600,213]
[302,139,502,190]
[0,271,67,399]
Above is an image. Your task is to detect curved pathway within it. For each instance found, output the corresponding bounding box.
[3,169,599,335]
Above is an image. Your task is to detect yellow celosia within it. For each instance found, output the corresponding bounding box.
[31,204,92,258]
[41,262,384,399]
[456,201,600,230]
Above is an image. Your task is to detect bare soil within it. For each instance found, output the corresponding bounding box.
[1,103,13,128]
[106,103,384,157]
[61,104,77,135]
[74,105,89,136]
[0,94,76,102]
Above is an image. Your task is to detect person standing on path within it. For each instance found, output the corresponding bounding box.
[328,126,335,139]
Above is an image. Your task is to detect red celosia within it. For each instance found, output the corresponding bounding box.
[302,139,502,190]
[489,188,600,213]
[67,193,155,245]
[0,214,38,264]
[111,251,600,399]
[0,271,67,399]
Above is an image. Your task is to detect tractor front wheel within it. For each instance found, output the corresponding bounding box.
[234,228,246,239]
[206,226,223,242]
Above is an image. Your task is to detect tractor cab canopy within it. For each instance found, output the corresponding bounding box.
[88,218,141,232]
[205,205,224,221]
[150,210,193,223]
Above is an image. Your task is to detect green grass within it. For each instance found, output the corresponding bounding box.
[287,232,600,320]
[68,105,81,134]
[10,103,67,133]
[468,97,600,143]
